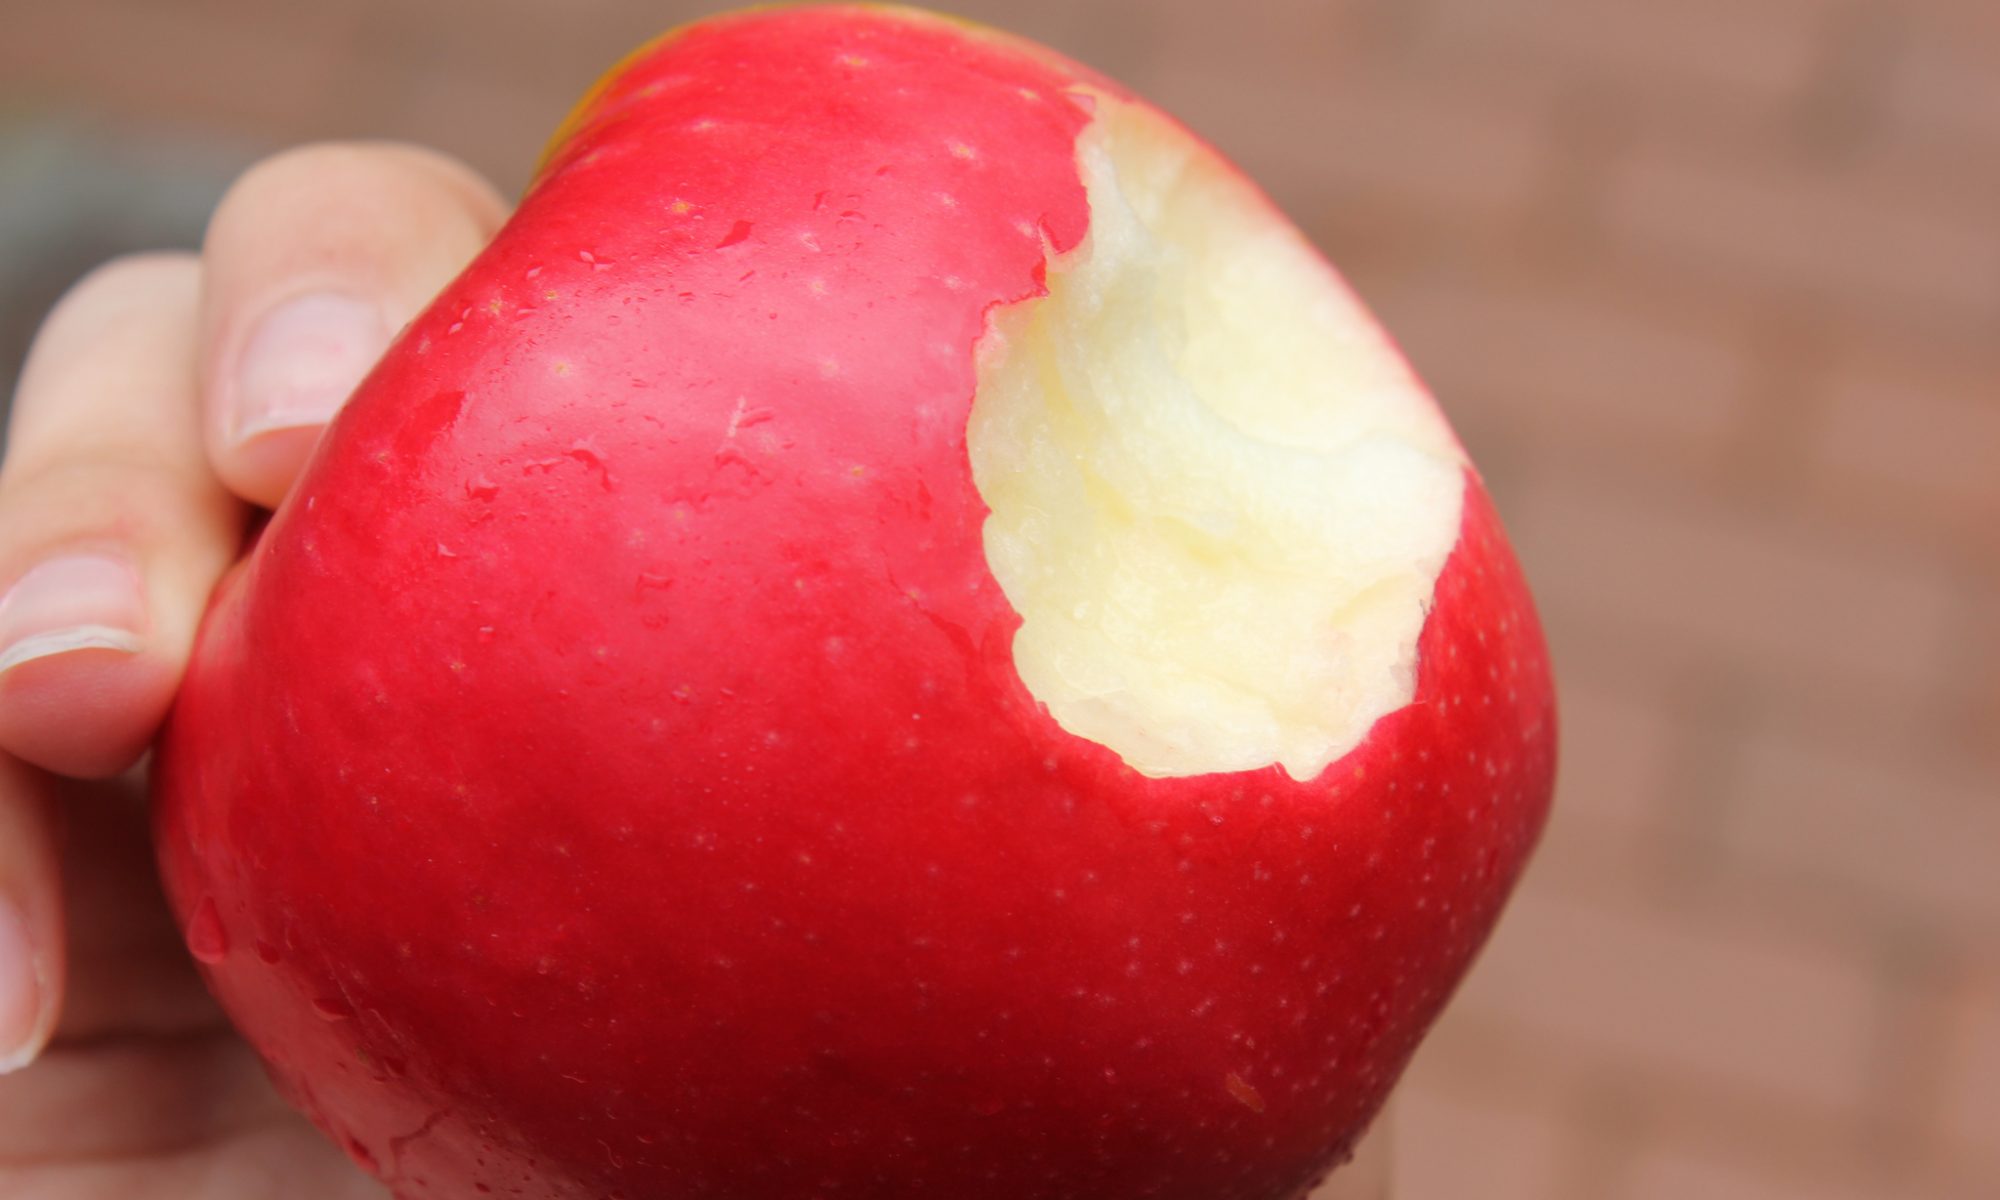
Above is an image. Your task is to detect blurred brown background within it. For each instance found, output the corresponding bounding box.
[2,0,1996,1197]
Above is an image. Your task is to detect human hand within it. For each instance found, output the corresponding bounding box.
[0,139,1394,1200]
[0,142,504,1198]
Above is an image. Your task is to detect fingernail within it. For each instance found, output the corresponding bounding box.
[231,292,387,444]
[0,554,146,675]
[0,896,49,1073]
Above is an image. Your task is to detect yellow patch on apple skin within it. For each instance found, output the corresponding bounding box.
[535,23,695,175]
[1225,1072,1267,1113]
[968,95,1466,782]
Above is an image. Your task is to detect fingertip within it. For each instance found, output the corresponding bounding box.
[218,391,356,510]
[0,897,52,1075]
[0,249,243,783]
[209,286,393,508]
[0,649,176,780]
[201,142,506,510]
[0,758,63,1075]
[0,501,237,779]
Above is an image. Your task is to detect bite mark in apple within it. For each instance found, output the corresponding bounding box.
[970,95,1467,782]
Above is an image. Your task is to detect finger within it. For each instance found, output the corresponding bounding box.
[0,758,61,1073]
[0,751,225,1088]
[1308,1104,1392,1197]
[0,765,256,1149]
[0,254,244,780]
[200,142,507,507]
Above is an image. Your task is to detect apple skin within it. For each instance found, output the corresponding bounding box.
[154,7,1556,1200]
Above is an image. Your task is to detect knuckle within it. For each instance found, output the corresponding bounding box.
[211,141,413,236]
[226,139,382,191]
[210,142,374,231]
[215,141,501,233]
[0,455,225,549]
[49,253,199,322]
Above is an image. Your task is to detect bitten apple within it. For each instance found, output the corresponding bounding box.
[154,7,1556,1200]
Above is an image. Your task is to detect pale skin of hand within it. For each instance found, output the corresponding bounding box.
[0,144,1390,1200]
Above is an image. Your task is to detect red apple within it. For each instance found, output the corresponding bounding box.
[154,7,1556,1199]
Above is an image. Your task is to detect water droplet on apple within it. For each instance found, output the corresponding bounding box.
[186,896,229,964]
[255,939,282,965]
